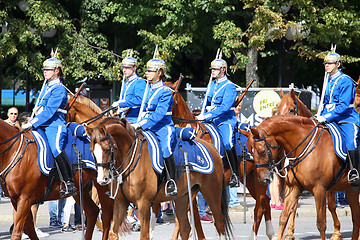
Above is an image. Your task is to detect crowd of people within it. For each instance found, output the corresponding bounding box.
[1,44,358,238]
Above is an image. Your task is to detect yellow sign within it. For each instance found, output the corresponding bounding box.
[253,90,281,118]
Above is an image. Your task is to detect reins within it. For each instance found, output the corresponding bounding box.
[80,106,117,126]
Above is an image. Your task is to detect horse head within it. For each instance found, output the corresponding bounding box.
[86,117,137,186]
[277,89,312,117]
[355,77,360,114]
[240,127,278,185]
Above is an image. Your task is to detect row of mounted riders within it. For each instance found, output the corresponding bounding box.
[3,79,360,240]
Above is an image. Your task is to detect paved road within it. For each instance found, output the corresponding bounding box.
[0,192,354,239]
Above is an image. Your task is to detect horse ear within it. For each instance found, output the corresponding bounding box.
[239,129,250,138]
[280,89,285,98]
[250,128,260,140]
[290,89,296,100]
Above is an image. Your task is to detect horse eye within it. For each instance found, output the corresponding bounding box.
[289,109,295,113]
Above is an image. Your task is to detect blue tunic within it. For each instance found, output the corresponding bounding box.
[320,70,360,150]
[137,81,175,158]
[29,78,68,157]
[116,74,146,123]
[202,76,237,149]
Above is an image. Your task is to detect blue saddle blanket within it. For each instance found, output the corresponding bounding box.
[204,122,251,159]
[325,123,347,160]
[31,123,96,176]
[204,123,224,157]
[141,127,214,175]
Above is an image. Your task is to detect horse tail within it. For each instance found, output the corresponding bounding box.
[221,174,233,239]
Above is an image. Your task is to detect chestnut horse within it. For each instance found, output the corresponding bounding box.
[167,80,274,239]
[241,115,360,240]
[86,117,232,240]
[277,89,341,240]
[0,119,112,240]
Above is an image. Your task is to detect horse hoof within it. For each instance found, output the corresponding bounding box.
[330,233,342,240]
[284,235,295,240]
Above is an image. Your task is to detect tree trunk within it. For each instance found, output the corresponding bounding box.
[245,47,259,87]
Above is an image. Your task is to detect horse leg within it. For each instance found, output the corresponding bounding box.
[345,190,360,240]
[73,182,100,240]
[246,172,273,239]
[327,191,342,240]
[12,198,32,240]
[23,210,38,240]
[284,203,298,240]
[93,182,113,240]
[109,199,128,240]
[174,195,192,239]
[200,183,226,237]
[277,187,302,240]
[137,200,152,240]
[313,187,327,240]
[284,186,298,240]
[171,194,206,240]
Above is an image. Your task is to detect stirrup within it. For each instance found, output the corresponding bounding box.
[59,181,77,198]
[165,179,177,198]
[348,169,360,184]
[229,174,239,188]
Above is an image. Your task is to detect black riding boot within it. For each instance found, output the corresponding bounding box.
[55,151,77,198]
[347,148,360,186]
[227,147,240,188]
[164,154,177,198]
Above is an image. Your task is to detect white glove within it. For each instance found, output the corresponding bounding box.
[119,107,130,113]
[131,123,141,130]
[206,105,216,111]
[22,122,33,130]
[196,114,206,121]
[111,101,120,108]
[316,116,326,123]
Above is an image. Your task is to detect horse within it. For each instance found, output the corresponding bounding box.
[277,89,341,240]
[167,79,275,240]
[0,119,112,240]
[86,117,232,240]
[240,115,360,240]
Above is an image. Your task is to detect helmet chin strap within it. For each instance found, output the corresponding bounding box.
[328,62,339,75]
[148,69,160,83]
[213,68,225,79]
[46,68,58,81]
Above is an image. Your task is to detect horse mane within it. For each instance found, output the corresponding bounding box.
[101,117,136,137]
[70,95,102,114]
[261,115,314,134]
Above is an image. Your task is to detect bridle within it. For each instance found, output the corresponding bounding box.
[95,132,118,177]
[94,127,144,199]
[253,122,324,177]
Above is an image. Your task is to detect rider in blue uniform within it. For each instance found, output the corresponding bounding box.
[131,57,177,197]
[196,57,239,187]
[317,47,360,187]
[111,55,146,123]
[23,50,76,198]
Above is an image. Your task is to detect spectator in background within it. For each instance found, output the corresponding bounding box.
[269,174,284,210]
[4,107,21,128]
[197,192,213,223]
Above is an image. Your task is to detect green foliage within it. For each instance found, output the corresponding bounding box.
[0,0,360,95]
